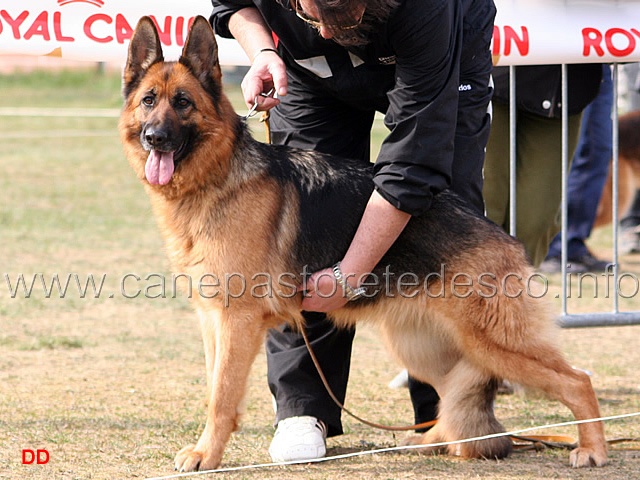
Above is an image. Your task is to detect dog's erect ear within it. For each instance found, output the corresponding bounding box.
[123,16,164,98]
[179,16,222,93]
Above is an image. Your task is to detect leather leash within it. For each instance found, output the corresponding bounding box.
[301,327,437,432]
[511,435,640,451]
[260,110,271,144]
[244,88,274,144]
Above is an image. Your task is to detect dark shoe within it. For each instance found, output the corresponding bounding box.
[538,256,587,273]
[539,252,612,274]
[569,252,613,272]
[620,225,640,255]
[539,256,564,273]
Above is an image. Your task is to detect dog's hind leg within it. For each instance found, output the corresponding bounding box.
[174,308,266,472]
[403,361,512,460]
[488,346,607,467]
[461,300,608,470]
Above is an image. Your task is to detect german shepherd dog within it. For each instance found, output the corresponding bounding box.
[595,109,640,229]
[120,16,608,472]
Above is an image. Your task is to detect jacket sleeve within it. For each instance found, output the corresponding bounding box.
[373,0,461,216]
[210,0,255,38]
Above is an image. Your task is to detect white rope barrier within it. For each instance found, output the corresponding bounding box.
[146,411,640,480]
[0,130,116,139]
[0,107,120,118]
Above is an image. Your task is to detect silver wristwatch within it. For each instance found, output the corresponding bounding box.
[332,262,366,301]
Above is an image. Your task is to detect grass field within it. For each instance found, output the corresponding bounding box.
[0,68,639,480]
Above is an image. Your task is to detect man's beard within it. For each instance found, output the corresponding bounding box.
[329,29,370,47]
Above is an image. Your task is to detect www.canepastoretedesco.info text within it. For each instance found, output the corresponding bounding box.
[3,268,640,303]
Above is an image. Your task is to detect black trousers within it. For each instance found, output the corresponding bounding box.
[266,28,493,437]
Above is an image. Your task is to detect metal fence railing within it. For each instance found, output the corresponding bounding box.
[506,63,640,328]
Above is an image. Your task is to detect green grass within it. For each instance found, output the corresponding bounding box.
[0,69,638,480]
[0,69,123,108]
[20,336,85,351]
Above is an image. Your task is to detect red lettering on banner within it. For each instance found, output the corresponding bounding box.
[24,11,50,41]
[115,14,133,44]
[583,28,604,56]
[583,27,640,57]
[176,16,185,46]
[0,10,30,39]
[150,16,172,46]
[53,11,74,42]
[187,17,195,37]
[84,13,112,43]
[492,25,529,57]
[0,10,198,51]
[504,26,529,55]
[606,27,636,56]
[176,17,195,47]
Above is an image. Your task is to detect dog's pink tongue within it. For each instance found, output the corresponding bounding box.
[145,150,175,185]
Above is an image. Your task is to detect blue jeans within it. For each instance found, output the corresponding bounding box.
[547,65,613,259]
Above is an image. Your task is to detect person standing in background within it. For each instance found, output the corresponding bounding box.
[617,63,640,254]
[483,64,603,267]
[540,64,613,273]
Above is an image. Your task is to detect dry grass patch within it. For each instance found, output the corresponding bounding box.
[0,69,638,480]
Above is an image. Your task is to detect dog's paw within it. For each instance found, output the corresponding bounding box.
[569,447,608,468]
[399,433,444,455]
[174,444,219,472]
[399,434,424,447]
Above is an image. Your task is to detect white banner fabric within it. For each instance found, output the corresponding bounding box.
[1,0,640,66]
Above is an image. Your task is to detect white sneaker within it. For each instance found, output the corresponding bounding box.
[268,416,327,462]
[388,369,409,389]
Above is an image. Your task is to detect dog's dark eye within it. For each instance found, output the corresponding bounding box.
[176,97,192,109]
[142,95,155,107]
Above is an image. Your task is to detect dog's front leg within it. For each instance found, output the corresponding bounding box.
[197,309,217,407]
[174,309,266,472]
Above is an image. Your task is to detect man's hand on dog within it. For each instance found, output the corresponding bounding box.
[300,268,349,312]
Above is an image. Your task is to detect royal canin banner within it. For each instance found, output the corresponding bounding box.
[1,0,640,66]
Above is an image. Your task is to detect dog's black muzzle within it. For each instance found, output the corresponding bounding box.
[141,124,181,153]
